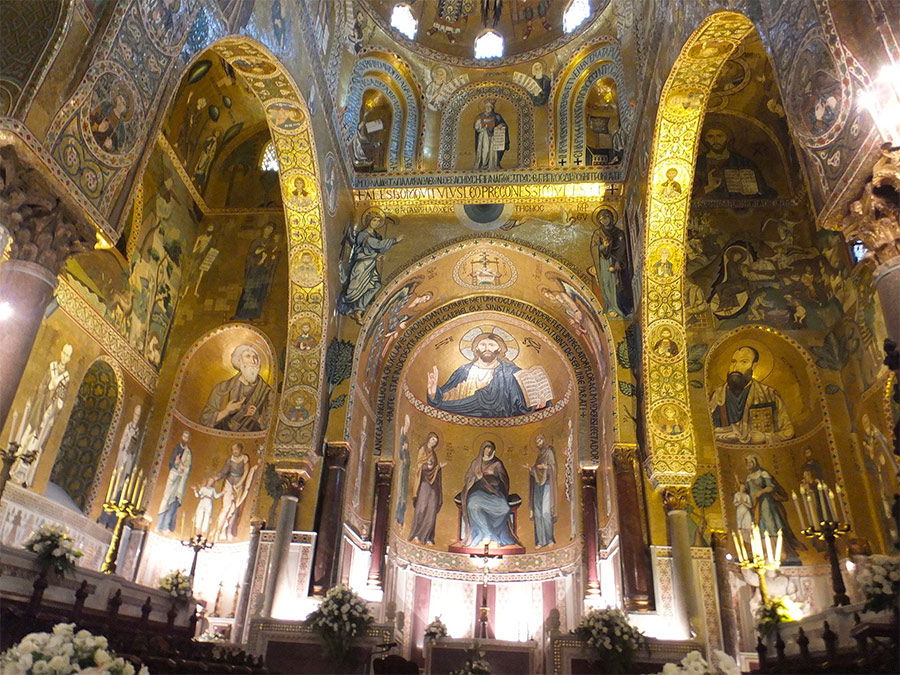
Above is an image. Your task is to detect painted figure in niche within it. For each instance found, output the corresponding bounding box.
[528,434,556,547]
[733,483,753,541]
[707,243,755,319]
[395,415,412,527]
[424,66,449,112]
[541,277,606,368]
[192,130,220,192]
[409,432,444,545]
[860,414,899,543]
[459,441,521,548]
[742,454,803,563]
[295,320,318,352]
[694,126,775,198]
[365,278,433,383]
[192,477,222,538]
[585,80,623,165]
[177,93,209,160]
[652,246,674,278]
[710,346,794,444]
[427,0,472,42]
[158,430,193,533]
[190,224,219,296]
[351,116,383,170]
[199,344,272,432]
[213,442,258,541]
[234,222,279,321]
[89,85,133,154]
[11,344,74,486]
[348,9,365,54]
[337,210,402,323]
[427,330,552,418]
[112,404,142,476]
[658,406,684,436]
[590,208,633,315]
[527,62,552,106]
[473,100,509,171]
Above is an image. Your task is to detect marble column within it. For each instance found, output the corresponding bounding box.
[662,487,701,640]
[581,468,601,597]
[233,518,264,642]
[613,447,655,610]
[367,460,393,590]
[261,467,308,618]
[710,531,740,656]
[311,442,350,595]
[0,146,90,428]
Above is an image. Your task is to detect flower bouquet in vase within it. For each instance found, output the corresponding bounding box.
[22,524,83,577]
[575,607,645,674]
[306,585,374,662]
[424,616,449,643]
[856,554,900,618]
[159,569,193,605]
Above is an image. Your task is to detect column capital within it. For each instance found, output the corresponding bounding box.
[660,486,691,513]
[580,466,598,484]
[842,143,900,268]
[276,465,311,498]
[319,441,351,468]
[1,145,93,276]
[374,460,393,486]
[612,445,638,470]
[249,517,266,533]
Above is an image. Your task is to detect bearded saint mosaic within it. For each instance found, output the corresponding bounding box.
[199,344,273,432]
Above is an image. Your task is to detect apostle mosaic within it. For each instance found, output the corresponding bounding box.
[709,346,794,444]
[426,328,552,418]
[740,454,803,563]
[409,432,444,545]
[473,100,509,170]
[528,434,557,548]
[158,430,192,533]
[199,344,272,432]
[234,222,279,321]
[338,209,401,323]
[211,442,259,541]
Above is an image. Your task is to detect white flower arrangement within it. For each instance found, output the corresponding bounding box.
[306,585,374,661]
[450,642,491,675]
[856,554,900,613]
[575,607,645,673]
[660,649,740,675]
[23,524,83,576]
[424,616,449,642]
[0,622,148,675]
[158,569,193,603]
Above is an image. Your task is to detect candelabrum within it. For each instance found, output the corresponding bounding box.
[792,479,851,606]
[0,441,37,502]
[101,467,146,575]
[733,524,783,603]
[181,533,214,583]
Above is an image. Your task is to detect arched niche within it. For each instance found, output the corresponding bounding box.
[47,357,122,511]
[343,53,420,171]
[146,324,276,541]
[552,41,633,167]
[352,86,396,171]
[439,83,534,170]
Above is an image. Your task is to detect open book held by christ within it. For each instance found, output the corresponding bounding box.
[514,365,554,409]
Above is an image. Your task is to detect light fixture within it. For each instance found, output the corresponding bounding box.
[390,4,417,40]
[474,31,504,59]
[858,62,900,145]
[0,301,13,321]
[563,0,591,33]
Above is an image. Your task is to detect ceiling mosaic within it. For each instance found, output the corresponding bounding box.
[359,0,611,67]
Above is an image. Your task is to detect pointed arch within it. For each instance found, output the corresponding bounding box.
[640,12,756,489]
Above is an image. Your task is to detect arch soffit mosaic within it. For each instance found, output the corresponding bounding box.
[641,11,756,489]
[438,81,535,170]
[343,53,421,170]
[163,37,328,462]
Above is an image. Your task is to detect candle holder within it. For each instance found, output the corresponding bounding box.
[732,524,783,603]
[792,479,851,606]
[101,467,146,575]
[0,441,37,501]
[181,533,214,584]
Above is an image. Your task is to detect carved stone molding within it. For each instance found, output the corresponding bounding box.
[661,486,691,513]
[843,143,900,268]
[0,145,92,275]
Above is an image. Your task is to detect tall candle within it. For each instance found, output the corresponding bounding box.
[732,532,743,561]
[792,491,808,530]
[17,401,30,443]
[775,529,783,563]
[8,411,18,445]
[136,473,145,509]
[764,532,775,565]
[803,486,818,526]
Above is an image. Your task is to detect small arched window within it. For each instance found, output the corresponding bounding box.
[390,3,417,39]
[474,30,504,59]
[563,0,590,33]
[260,141,280,172]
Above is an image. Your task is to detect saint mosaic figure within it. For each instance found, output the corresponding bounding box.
[591,208,634,315]
[459,441,521,548]
[427,331,551,418]
[213,442,257,541]
[710,346,794,444]
[409,432,444,545]
[234,222,278,320]
[337,210,402,322]
[742,454,803,563]
[192,478,222,538]
[528,434,557,547]
[11,344,74,486]
[199,344,272,432]
[158,431,192,533]
[473,100,509,170]
[112,404,142,476]
[694,125,775,198]
[395,415,412,526]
